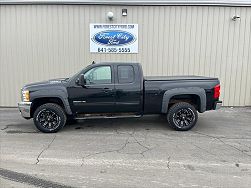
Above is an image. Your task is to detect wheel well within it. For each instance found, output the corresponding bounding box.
[168,94,200,110]
[31,97,65,118]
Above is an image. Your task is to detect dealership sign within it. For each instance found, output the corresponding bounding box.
[90,24,138,53]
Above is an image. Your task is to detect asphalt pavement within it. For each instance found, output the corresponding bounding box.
[0,107,251,188]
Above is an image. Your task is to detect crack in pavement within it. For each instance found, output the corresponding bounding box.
[167,156,171,169]
[81,126,155,166]
[36,135,56,165]
[192,131,251,158]
[81,136,131,166]
[181,133,229,163]
[218,138,251,157]
[192,131,251,140]
[1,124,10,130]
[237,142,251,151]
[191,143,219,158]
[120,128,154,157]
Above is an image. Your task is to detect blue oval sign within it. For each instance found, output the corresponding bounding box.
[92,30,136,46]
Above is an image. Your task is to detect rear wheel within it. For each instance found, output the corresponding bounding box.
[167,102,198,131]
[33,103,66,133]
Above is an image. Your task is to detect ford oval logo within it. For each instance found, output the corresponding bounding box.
[92,30,136,46]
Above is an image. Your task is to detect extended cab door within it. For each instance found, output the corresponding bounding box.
[114,64,143,113]
[68,65,115,114]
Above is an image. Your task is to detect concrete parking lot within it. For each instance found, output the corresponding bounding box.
[0,107,251,188]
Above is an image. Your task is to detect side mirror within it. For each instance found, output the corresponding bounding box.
[78,74,86,86]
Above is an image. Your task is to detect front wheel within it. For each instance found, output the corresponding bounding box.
[167,102,198,131]
[33,103,66,133]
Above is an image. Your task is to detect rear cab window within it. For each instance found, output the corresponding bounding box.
[118,65,135,84]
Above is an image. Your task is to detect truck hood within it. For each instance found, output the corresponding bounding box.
[23,78,68,91]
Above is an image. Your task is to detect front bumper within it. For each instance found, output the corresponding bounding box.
[18,102,32,118]
[214,101,222,110]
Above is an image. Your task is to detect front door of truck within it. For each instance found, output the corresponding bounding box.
[68,65,115,114]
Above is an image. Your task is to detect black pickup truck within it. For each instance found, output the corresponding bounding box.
[18,62,222,133]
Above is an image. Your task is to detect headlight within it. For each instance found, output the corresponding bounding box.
[22,90,30,102]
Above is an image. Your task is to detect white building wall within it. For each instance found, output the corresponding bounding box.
[0,5,250,106]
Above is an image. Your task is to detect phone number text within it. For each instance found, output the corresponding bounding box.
[97,48,131,53]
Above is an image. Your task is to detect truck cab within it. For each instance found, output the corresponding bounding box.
[67,62,143,115]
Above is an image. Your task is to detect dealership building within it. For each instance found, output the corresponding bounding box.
[0,0,250,107]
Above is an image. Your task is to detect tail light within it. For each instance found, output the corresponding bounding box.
[214,84,220,99]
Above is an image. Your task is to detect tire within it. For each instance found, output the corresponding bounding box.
[167,102,198,131]
[33,103,67,133]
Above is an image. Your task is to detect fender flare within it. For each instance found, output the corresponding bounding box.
[161,87,206,113]
[30,88,72,115]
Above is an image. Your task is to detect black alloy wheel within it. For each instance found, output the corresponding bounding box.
[167,102,198,131]
[33,103,66,133]
[37,109,60,129]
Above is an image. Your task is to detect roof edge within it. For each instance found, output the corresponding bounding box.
[0,1,250,7]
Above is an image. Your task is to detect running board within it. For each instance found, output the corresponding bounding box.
[75,114,142,120]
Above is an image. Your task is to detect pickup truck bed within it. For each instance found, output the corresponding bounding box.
[144,76,218,81]
[143,75,219,114]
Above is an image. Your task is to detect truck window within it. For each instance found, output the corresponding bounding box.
[84,66,112,84]
[118,65,134,84]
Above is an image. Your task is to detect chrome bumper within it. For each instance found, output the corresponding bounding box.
[214,101,222,110]
[18,102,32,118]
